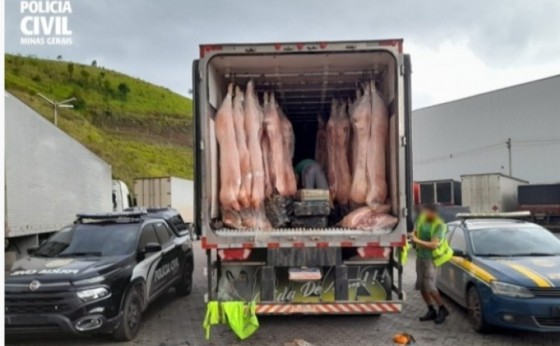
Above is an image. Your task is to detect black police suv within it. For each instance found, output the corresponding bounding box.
[5,209,194,341]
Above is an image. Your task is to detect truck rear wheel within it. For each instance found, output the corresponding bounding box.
[113,287,143,341]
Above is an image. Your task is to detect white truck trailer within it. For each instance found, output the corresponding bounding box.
[461,173,528,213]
[193,39,413,315]
[133,176,194,223]
[5,93,113,258]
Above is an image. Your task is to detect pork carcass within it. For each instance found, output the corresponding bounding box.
[339,206,396,230]
[326,100,352,205]
[365,81,389,208]
[244,81,266,208]
[261,128,273,198]
[315,114,328,174]
[278,105,297,196]
[349,88,362,175]
[232,86,251,208]
[215,83,241,211]
[349,85,372,206]
[263,93,289,196]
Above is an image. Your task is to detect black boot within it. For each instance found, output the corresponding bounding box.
[435,305,449,324]
[419,306,437,321]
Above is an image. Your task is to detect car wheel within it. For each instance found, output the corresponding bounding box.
[113,286,143,341]
[467,285,490,333]
[175,255,193,296]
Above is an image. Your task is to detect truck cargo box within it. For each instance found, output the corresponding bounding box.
[134,176,194,223]
[194,40,412,249]
[461,173,528,213]
[518,184,560,205]
[417,179,461,205]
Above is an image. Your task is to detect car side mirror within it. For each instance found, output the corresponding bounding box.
[452,248,467,257]
[27,247,38,255]
[143,242,162,253]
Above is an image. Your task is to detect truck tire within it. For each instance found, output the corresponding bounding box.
[175,254,194,296]
[113,286,143,341]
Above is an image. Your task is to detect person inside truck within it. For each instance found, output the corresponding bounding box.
[410,204,450,324]
[294,159,328,190]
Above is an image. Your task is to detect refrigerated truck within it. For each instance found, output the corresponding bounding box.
[134,177,194,223]
[5,93,112,257]
[192,40,413,315]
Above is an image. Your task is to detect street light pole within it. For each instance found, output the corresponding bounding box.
[37,93,76,126]
[506,138,512,176]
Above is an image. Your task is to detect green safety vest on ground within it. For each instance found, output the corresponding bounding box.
[401,213,453,267]
[203,301,259,340]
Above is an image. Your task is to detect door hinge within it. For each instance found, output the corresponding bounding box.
[400,64,406,76]
[402,208,408,217]
[400,136,407,147]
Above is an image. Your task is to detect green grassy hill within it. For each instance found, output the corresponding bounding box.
[5,54,193,188]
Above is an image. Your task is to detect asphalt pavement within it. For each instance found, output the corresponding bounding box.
[7,241,560,346]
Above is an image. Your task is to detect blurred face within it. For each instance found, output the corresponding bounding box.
[422,208,437,221]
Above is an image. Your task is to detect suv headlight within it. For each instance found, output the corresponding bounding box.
[491,281,534,298]
[76,287,109,302]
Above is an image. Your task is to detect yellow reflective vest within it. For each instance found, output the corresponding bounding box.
[401,213,453,267]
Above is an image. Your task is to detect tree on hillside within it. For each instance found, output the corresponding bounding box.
[67,63,74,79]
[91,60,97,67]
[118,82,131,100]
[57,55,62,60]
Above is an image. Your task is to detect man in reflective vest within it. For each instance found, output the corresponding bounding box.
[410,204,451,324]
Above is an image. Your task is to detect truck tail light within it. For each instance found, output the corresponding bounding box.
[218,249,251,261]
[357,247,390,259]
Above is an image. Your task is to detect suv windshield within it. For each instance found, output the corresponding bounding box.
[471,226,560,256]
[35,223,138,257]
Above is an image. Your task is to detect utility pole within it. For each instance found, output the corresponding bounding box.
[506,138,512,176]
[37,93,76,126]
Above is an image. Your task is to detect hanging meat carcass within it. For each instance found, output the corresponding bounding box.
[315,114,328,174]
[365,81,389,209]
[232,86,251,208]
[349,84,372,206]
[326,99,352,205]
[215,83,241,212]
[278,102,297,196]
[244,80,266,209]
[263,92,290,196]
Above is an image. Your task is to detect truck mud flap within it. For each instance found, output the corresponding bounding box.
[255,302,402,315]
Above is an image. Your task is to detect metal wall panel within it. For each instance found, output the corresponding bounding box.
[5,93,112,237]
[413,75,560,184]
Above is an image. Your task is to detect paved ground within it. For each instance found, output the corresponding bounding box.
[7,241,560,346]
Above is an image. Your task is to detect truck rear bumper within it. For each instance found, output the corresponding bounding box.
[255,302,402,315]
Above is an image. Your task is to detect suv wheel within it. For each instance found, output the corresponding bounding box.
[175,255,193,296]
[113,286,143,341]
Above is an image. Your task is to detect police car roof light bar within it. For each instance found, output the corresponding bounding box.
[456,211,531,220]
[75,211,148,223]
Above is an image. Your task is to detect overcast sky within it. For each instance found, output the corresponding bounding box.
[5,0,560,108]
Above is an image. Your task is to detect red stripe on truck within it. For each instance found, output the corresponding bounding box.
[199,45,223,58]
[390,235,406,247]
[379,39,403,53]
[200,237,217,249]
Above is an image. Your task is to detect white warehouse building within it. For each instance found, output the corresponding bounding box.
[412,75,560,184]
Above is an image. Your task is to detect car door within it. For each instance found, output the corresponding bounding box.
[447,226,469,304]
[150,221,181,296]
[437,225,456,294]
[136,223,163,299]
